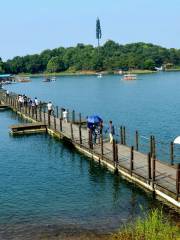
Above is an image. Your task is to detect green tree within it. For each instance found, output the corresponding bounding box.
[47,57,65,73]
[3,41,180,74]
[0,58,4,73]
[144,59,156,70]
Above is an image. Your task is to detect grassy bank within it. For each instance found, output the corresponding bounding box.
[111,209,180,240]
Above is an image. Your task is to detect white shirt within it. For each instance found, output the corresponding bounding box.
[35,99,39,106]
[63,110,68,118]
[47,103,52,111]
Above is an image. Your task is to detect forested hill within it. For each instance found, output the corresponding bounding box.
[1,41,180,74]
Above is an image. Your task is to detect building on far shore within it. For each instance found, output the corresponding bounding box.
[0,74,14,85]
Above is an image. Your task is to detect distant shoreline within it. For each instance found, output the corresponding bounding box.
[16,68,180,77]
[17,69,156,77]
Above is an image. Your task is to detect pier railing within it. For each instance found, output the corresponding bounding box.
[0,90,179,204]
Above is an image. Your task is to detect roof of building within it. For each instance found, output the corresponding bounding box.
[0,74,12,78]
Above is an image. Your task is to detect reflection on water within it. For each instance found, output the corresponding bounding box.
[0,110,179,240]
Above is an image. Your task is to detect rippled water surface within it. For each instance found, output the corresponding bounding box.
[1,72,180,239]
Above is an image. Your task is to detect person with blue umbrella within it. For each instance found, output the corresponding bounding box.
[87,115,103,144]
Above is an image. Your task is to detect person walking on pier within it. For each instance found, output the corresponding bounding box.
[63,109,68,123]
[34,97,39,107]
[23,95,27,107]
[47,101,53,115]
[108,120,115,144]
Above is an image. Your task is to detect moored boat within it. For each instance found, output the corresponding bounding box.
[51,77,56,81]
[122,74,137,80]
[97,73,103,78]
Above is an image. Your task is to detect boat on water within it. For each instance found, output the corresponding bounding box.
[15,76,31,83]
[51,77,56,81]
[97,73,102,78]
[43,77,51,82]
[122,74,137,80]
[43,76,56,82]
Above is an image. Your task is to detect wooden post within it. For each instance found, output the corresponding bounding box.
[148,152,151,184]
[35,107,37,121]
[60,118,62,132]
[152,153,156,189]
[37,106,40,121]
[54,115,56,131]
[48,113,50,127]
[88,130,93,150]
[67,109,69,122]
[78,112,82,145]
[70,123,74,140]
[79,113,82,125]
[28,105,30,116]
[120,126,123,144]
[150,135,153,157]
[79,125,82,145]
[153,136,156,157]
[170,141,174,165]
[100,133,104,159]
[31,106,33,118]
[43,108,46,124]
[123,126,126,145]
[135,130,139,151]
[39,106,42,122]
[56,106,59,118]
[60,108,63,119]
[115,143,118,170]
[25,104,27,115]
[130,146,134,175]
[176,164,180,201]
[112,139,116,165]
[72,110,75,123]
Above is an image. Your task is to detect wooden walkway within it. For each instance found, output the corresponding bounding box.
[0,91,180,210]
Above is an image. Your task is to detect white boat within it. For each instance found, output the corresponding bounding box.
[15,76,31,82]
[97,73,102,78]
[51,77,56,81]
[43,77,51,82]
[122,74,137,80]
[174,136,180,144]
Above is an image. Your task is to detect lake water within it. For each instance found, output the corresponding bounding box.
[1,72,180,239]
[6,71,180,163]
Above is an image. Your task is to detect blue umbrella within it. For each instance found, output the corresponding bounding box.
[87,115,102,124]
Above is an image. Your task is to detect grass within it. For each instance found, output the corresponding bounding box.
[129,69,156,74]
[111,209,180,240]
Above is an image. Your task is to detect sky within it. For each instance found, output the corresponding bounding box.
[0,0,180,60]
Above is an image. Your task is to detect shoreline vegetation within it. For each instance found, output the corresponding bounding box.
[17,68,180,78]
[17,69,156,77]
[2,41,180,76]
[110,209,180,240]
[37,209,180,240]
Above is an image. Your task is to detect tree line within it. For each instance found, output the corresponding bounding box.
[1,40,180,74]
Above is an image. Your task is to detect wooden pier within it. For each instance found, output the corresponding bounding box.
[0,90,180,211]
[0,104,9,110]
[10,123,47,135]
